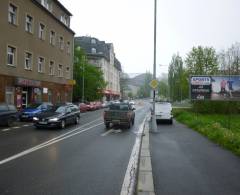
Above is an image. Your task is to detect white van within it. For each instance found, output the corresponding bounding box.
[155,102,173,124]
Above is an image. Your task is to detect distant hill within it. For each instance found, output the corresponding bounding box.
[127,73,148,87]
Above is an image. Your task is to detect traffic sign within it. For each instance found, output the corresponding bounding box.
[149,79,158,89]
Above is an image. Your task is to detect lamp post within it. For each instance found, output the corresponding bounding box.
[82,56,85,103]
[151,0,158,132]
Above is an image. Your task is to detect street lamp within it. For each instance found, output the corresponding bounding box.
[151,0,158,132]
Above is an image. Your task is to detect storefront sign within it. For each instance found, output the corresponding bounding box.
[67,79,76,85]
[16,78,41,87]
[43,88,48,94]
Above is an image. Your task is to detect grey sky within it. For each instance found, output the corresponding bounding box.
[60,0,240,75]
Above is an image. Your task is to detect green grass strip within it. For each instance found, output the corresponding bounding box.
[173,108,240,156]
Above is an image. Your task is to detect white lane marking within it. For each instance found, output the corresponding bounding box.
[28,117,102,149]
[120,114,149,195]
[101,129,114,136]
[12,127,20,129]
[2,128,11,132]
[0,122,104,165]
[114,129,122,133]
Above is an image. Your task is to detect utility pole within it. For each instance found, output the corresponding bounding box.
[151,0,158,132]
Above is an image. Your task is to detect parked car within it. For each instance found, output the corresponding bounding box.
[155,101,173,124]
[103,102,135,129]
[95,101,102,109]
[33,104,80,129]
[0,103,18,127]
[86,102,96,111]
[19,102,53,121]
[78,103,88,112]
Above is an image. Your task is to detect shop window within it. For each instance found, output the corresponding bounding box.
[25,14,33,33]
[7,46,16,66]
[5,87,14,105]
[8,3,17,25]
[57,93,61,103]
[48,90,52,102]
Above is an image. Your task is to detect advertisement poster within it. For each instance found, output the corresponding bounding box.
[211,76,240,100]
[190,76,240,101]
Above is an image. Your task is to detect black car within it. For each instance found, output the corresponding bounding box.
[0,103,18,127]
[33,104,80,129]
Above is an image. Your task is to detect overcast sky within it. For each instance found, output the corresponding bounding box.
[60,0,240,76]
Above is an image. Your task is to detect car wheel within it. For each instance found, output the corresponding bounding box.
[127,121,131,129]
[105,123,110,129]
[132,118,135,125]
[60,120,65,129]
[75,116,80,124]
[7,117,14,127]
[169,119,173,124]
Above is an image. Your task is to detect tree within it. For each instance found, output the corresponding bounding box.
[137,72,153,98]
[73,47,107,102]
[185,46,218,75]
[168,54,186,101]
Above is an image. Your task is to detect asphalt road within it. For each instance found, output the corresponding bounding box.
[0,102,150,195]
[150,120,240,195]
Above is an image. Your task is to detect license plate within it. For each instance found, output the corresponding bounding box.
[39,121,47,125]
[112,120,120,123]
[21,115,28,118]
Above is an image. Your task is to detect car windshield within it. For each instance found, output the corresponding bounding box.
[27,103,41,109]
[0,104,8,112]
[55,106,66,113]
[109,103,129,110]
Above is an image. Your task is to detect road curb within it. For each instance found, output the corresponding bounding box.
[136,117,155,195]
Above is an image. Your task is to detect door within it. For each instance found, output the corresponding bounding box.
[22,91,28,109]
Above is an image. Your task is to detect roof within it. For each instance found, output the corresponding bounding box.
[32,0,75,34]
[74,36,122,71]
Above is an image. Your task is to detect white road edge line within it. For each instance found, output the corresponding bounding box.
[0,121,103,166]
[120,113,149,195]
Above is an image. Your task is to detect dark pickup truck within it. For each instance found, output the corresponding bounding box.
[103,102,135,129]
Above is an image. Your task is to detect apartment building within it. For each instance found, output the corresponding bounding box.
[75,36,122,101]
[0,0,75,109]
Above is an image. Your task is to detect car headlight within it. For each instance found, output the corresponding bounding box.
[33,117,39,121]
[49,118,59,122]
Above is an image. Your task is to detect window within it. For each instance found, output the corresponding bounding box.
[8,3,17,25]
[66,66,70,79]
[39,23,45,40]
[91,39,96,44]
[25,15,33,33]
[60,14,69,26]
[5,87,15,105]
[58,64,63,77]
[38,57,45,73]
[25,52,32,70]
[91,48,96,54]
[7,46,16,66]
[66,41,70,54]
[49,61,54,75]
[59,36,64,50]
[41,0,52,11]
[50,30,55,45]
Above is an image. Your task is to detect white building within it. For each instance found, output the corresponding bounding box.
[75,36,122,101]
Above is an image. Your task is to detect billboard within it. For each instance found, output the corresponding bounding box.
[190,76,240,101]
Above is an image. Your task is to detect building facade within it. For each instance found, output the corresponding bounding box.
[0,0,75,109]
[75,36,122,101]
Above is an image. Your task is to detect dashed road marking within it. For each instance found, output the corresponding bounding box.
[2,128,11,132]
[12,126,20,129]
[101,129,114,136]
